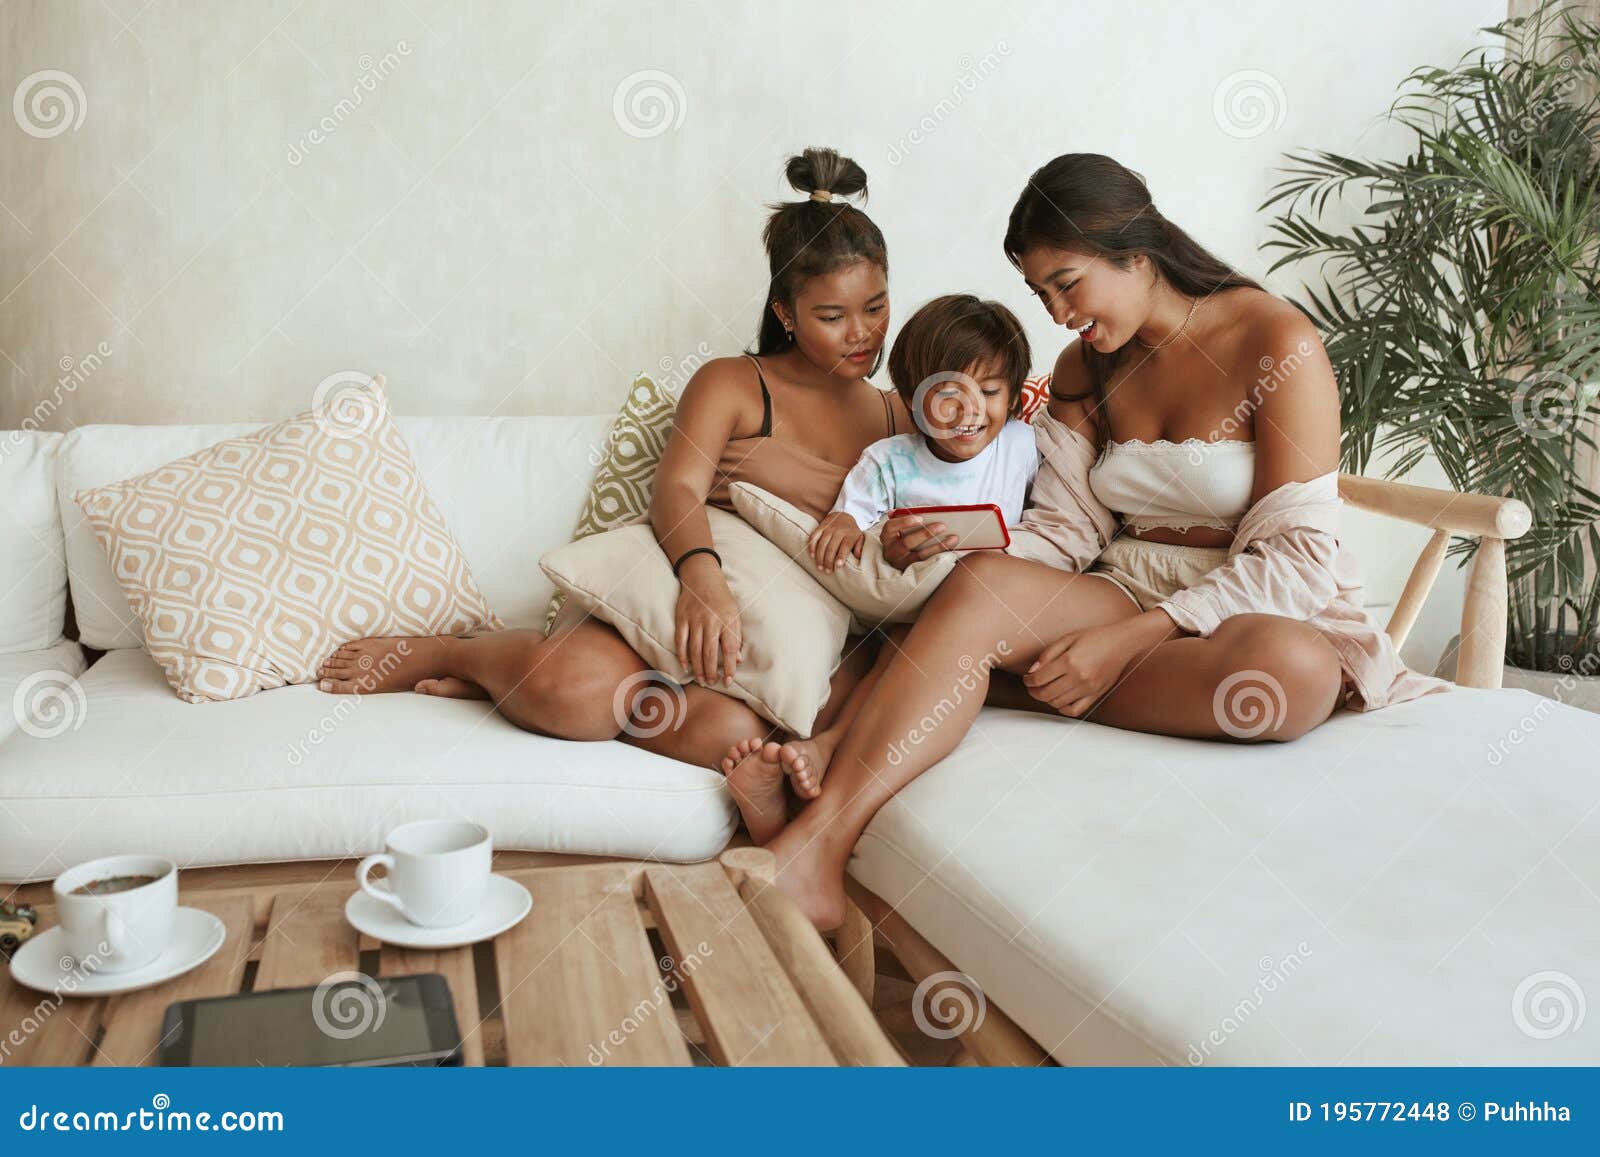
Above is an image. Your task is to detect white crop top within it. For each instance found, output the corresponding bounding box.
[1088,438,1256,532]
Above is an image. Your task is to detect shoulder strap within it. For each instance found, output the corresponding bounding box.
[744,354,773,437]
[880,388,896,437]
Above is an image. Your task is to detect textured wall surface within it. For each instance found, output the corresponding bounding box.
[1,0,1507,666]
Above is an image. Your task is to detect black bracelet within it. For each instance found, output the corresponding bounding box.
[672,546,722,578]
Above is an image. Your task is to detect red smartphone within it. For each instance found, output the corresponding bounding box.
[886,503,1010,550]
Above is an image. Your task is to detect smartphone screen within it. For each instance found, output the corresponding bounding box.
[161,973,461,1067]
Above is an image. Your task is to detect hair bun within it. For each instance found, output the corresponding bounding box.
[784,147,868,203]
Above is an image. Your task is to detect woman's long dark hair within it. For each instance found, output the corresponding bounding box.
[750,147,888,375]
[1003,153,1259,434]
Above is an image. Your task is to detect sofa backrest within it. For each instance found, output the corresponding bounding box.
[0,431,69,653]
[53,415,614,650]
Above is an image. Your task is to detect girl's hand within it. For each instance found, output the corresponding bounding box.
[1022,612,1177,717]
[674,556,742,685]
[807,512,866,573]
[880,513,959,571]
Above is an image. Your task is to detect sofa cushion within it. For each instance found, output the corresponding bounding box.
[849,687,1600,1065]
[0,431,68,653]
[0,647,736,883]
[0,638,87,745]
[58,414,613,649]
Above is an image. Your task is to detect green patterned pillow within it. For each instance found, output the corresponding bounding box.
[545,372,681,630]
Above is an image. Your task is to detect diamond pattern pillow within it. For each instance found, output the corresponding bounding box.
[545,371,680,630]
[75,376,503,702]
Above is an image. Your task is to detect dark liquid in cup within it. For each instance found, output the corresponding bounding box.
[71,873,159,896]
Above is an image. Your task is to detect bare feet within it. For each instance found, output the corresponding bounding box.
[415,676,489,700]
[721,737,788,846]
[765,732,838,800]
[765,822,849,931]
[317,636,449,694]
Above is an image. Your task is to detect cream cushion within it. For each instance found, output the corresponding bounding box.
[849,686,1600,1064]
[730,482,957,627]
[0,647,735,882]
[0,638,87,745]
[0,431,68,653]
[539,507,850,736]
[73,380,502,702]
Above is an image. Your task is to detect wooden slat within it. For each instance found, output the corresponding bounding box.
[1458,535,1510,690]
[0,902,108,1066]
[643,862,835,1066]
[718,852,900,1066]
[1387,527,1451,649]
[495,866,688,1066]
[254,888,360,990]
[378,944,484,1067]
[92,895,254,1066]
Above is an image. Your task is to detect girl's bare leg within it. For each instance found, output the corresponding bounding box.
[765,553,1344,928]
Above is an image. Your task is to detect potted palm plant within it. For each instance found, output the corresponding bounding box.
[1262,0,1600,707]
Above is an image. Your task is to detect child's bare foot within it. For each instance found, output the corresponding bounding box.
[766,823,848,931]
[721,737,788,845]
[762,730,838,800]
[415,676,489,700]
[317,636,449,694]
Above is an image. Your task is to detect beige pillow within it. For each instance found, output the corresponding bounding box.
[539,506,849,736]
[75,376,503,702]
[730,482,957,627]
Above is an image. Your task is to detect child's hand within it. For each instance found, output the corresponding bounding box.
[808,512,865,573]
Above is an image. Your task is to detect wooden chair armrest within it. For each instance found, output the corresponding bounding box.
[1337,473,1529,691]
[1337,473,1532,540]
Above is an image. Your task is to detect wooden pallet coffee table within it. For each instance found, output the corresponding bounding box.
[0,849,899,1067]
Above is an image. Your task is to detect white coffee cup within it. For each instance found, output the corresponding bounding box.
[52,854,178,974]
[357,820,491,928]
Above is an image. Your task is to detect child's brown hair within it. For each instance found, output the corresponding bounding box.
[887,294,1032,419]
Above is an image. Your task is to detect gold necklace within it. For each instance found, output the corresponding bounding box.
[1134,296,1202,351]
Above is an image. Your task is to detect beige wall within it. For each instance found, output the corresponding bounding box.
[2,0,1511,669]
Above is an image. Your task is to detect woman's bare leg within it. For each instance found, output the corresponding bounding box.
[765,554,1343,928]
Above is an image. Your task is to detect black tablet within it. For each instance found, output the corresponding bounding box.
[159,972,463,1067]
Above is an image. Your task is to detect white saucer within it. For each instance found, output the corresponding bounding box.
[8,907,226,996]
[344,873,532,949]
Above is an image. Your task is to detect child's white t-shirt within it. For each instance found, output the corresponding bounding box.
[830,418,1040,530]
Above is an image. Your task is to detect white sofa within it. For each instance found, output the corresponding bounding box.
[2,415,1597,1067]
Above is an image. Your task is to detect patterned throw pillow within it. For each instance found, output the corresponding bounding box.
[1019,373,1051,423]
[75,376,503,702]
[545,372,680,630]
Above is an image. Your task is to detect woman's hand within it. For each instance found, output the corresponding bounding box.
[675,554,742,685]
[1022,611,1179,716]
[880,513,959,571]
[808,512,866,573]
